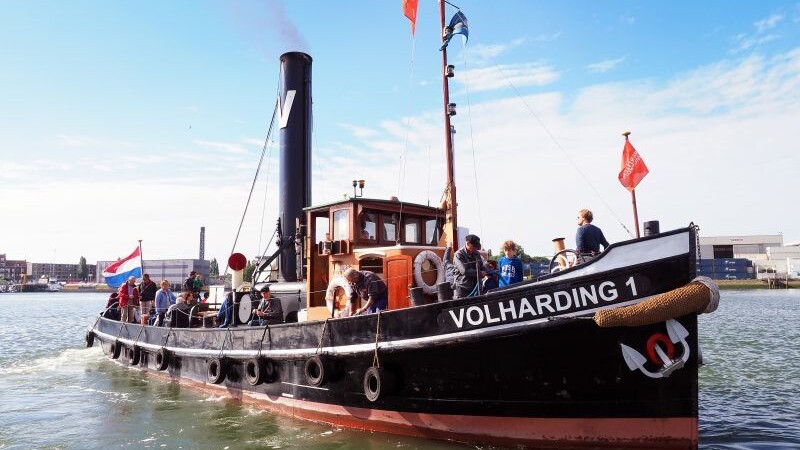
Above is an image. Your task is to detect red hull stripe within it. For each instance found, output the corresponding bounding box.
[149,371,697,449]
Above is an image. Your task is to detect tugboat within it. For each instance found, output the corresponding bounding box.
[87,3,717,448]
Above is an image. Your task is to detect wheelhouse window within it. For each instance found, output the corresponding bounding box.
[404,218,420,244]
[425,218,441,245]
[359,211,377,241]
[381,213,398,244]
[332,209,349,241]
[315,216,330,243]
[359,256,383,274]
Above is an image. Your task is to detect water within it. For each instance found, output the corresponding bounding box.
[0,291,797,450]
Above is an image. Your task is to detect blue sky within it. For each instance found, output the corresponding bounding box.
[1,0,799,264]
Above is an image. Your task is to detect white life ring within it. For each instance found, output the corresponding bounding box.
[413,250,445,295]
[325,275,353,316]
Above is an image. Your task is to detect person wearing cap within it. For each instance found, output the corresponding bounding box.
[344,268,387,315]
[252,285,283,326]
[453,234,486,299]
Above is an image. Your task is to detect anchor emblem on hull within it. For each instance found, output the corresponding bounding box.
[620,319,691,379]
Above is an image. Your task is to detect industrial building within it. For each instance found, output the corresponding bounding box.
[27,262,97,282]
[0,254,27,282]
[699,235,800,279]
[95,259,210,289]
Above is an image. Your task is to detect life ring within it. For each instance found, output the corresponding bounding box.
[207,358,227,384]
[155,348,170,371]
[413,250,445,295]
[363,366,396,402]
[325,275,353,316]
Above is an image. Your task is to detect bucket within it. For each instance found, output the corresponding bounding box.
[410,287,425,306]
[436,282,453,301]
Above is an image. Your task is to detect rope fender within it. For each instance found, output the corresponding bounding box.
[594,276,720,328]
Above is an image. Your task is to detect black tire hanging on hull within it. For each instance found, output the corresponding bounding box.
[85,331,95,348]
[154,348,170,371]
[126,346,141,366]
[304,355,331,387]
[110,340,122,359]
[363,366,396,402]
[207,358,226,385]
[245,358,278,386]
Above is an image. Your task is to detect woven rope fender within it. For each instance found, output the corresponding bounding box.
[594,276,719,327]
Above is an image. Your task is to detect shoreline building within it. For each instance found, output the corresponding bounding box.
[26,262,97,282]
[95,259,210,289]
[0,254,27,282]
[699,234,800,279]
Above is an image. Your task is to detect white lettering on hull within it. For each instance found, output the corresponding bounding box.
[443,277,638,330]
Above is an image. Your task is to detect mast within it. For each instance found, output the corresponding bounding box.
[439,0,458,253]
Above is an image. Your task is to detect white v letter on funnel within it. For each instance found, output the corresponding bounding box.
[278,90,296,129]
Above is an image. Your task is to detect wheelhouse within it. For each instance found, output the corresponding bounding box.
[304,197,447,320]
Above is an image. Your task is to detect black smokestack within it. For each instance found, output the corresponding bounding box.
[278,52,312,282]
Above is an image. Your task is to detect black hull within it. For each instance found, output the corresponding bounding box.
[90,227,700,448]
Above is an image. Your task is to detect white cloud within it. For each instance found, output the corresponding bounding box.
[754,13,784,32]
[309,47,800,257]
[587,56,627,74]
[732,12,786,53]
[461,38,530,66]
[458,62,560,93]
[620,14,636,25]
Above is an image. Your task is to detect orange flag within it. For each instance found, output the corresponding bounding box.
[402,0,418,35]
[618,138,649,192]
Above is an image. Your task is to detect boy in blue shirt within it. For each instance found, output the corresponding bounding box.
[498,240,524,287]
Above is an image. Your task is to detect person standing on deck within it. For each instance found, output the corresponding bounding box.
[498,240,524,287]
[576,209,610,260]
[154,279,176,327]
[344,268,388,315]
[183,271,196,294]
[118,276,140,323]
[453,234,486,299]
[139,273,158,325]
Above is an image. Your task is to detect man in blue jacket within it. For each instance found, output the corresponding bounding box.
[576,209,610,259]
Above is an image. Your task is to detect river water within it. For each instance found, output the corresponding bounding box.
[0,291,797,450]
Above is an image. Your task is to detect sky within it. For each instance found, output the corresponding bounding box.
[1,0,799,265]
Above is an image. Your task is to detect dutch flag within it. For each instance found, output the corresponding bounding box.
[102,246,143,288]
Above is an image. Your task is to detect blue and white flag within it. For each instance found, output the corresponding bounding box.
[102,246,143,288]
[440,11,468,51]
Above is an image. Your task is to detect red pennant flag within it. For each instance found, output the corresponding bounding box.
[402,0,418,35]
[618,138,649,192]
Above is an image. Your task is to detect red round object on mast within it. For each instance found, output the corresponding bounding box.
[228,253,247,271]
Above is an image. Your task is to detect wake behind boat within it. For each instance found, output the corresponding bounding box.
[86,3,718,448]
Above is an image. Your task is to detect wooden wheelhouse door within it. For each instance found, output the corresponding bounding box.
[386,256,412,310]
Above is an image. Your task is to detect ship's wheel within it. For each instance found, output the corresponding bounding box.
[549,249,585,273]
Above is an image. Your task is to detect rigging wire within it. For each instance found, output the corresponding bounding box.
[397,33,417,243]
[495,65,634,238]
[224,95,280,275]
[460,43,485,238]
[256,130,276,257]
